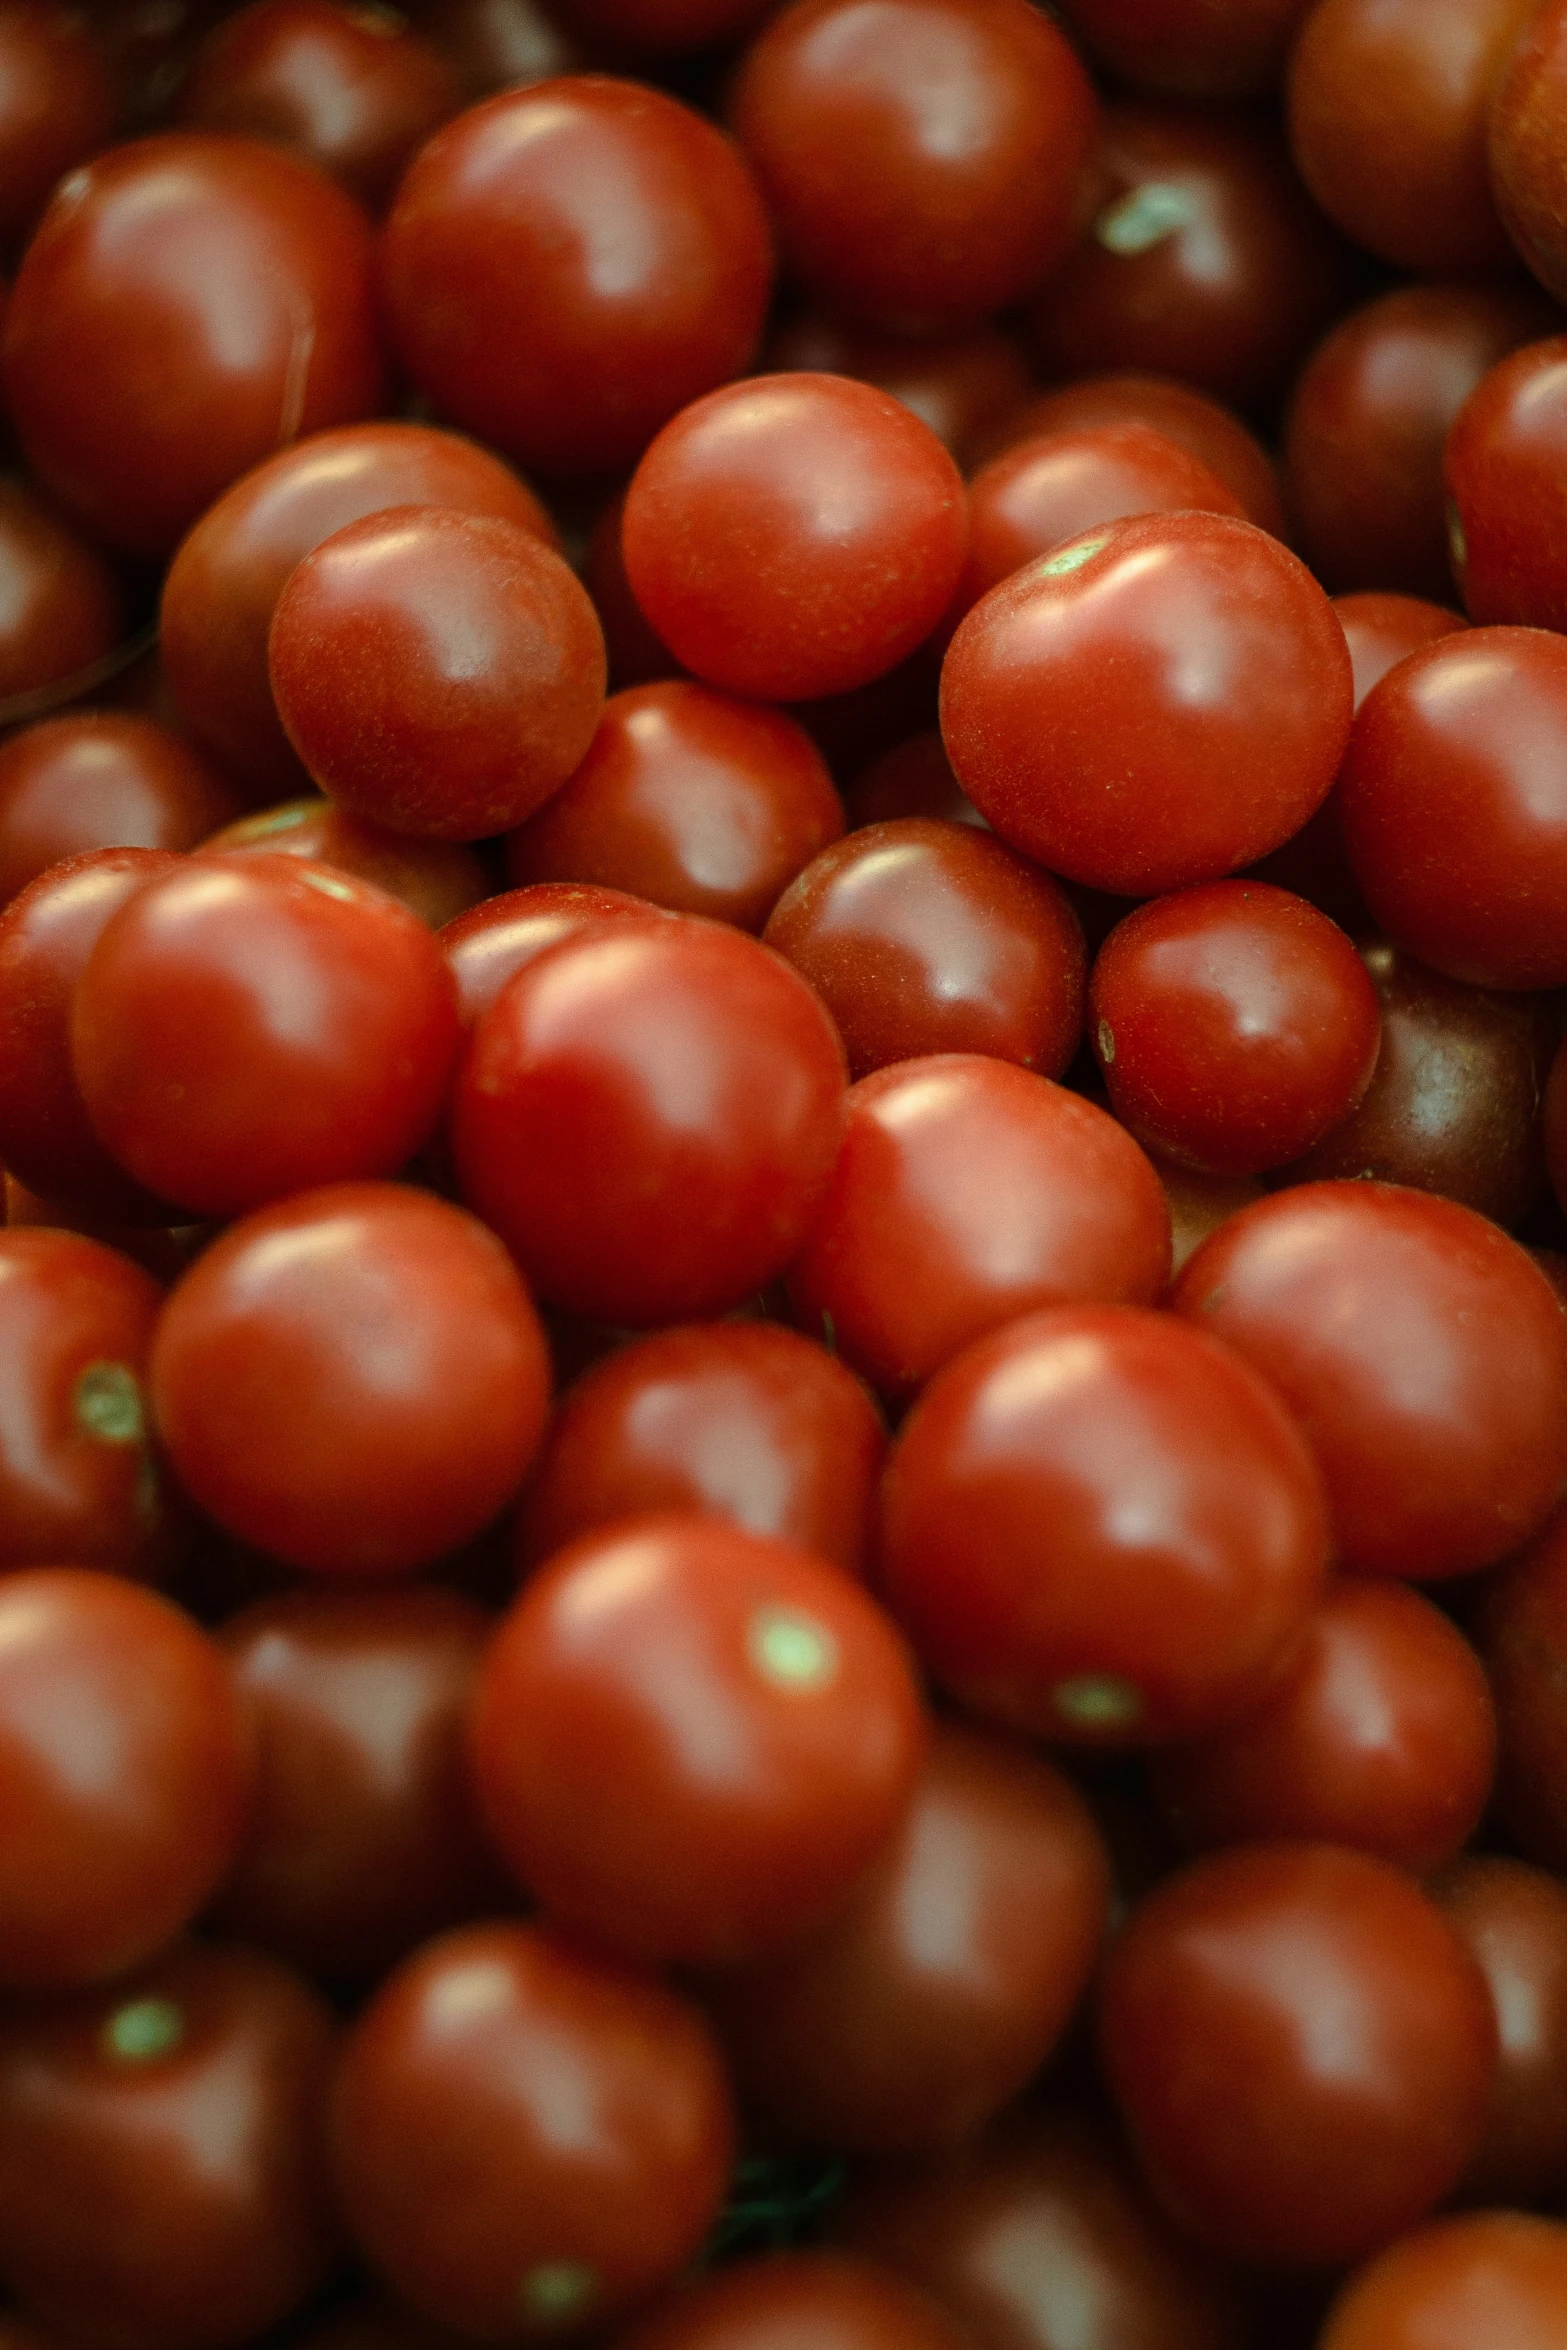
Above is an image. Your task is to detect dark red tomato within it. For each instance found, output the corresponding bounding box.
[0,1940,339,2350]
[0,1228,179,1579]
[406,0,588,98]
[201,798,488,929]
[1053,0,1313,98]
[788,1059,1169,1399]
[150,1181,551,1575]
[764,821,1085,1081]
[269,505,606,842]
[764,313,1032,471]
[1446,339,1567,634]
[1338,626,1567,988]
[1090,881,1380,1176]
[1334,591,1468,708]
[941,511,1353,896]
[0,716,240,909]
[212,1584,503,1981]
[880,1304,1329,1745]
[794,651,941,786]
[1476,1511,1567,1872]
[2,134,385,557]
[177,0,461,210]
[72,852,459,1216]
[1287,937,1554,1229]
[452,916,846,1326]
[1100,1845,1498,2266]
[472,1513,926,1964]
[440,882,657,1029]
[1319,2212,1567,2350]
[951,422,1245,639]
[1284,285,1556,602]
[1,1178,195,1286]
[329,1921,734,2339]
[0,5,117,253]
[1158,1157,1263,1279]
[1026,105,1349,415]
[506,681,843,933]
[583,489,682,691]
[1172,1183,1567,1579]
[557,0,773,52]
[1287,0,1534,274]
[623,375,965,705]
[841,734,985,832]
[1493,3,1567,304]
[615,2256,970,2350]
[833,2107,1250,2350]
[0,480,124,711]
[985,370,1286,536]
[293,2305,472,2350]
[161,419,557,802]
[731,0,1096,334]
[0,1568,251,1987]
[1437,1856,1567,2206]
[0,846,183,1216]
[703,1723,1109,2152]
[382,77,773,478]
[1153,1579,1496,1873]
[517,1320,886,1578]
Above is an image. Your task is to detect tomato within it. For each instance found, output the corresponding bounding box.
[452,916,846,1326]
[0,481,124,713]
[201,798,488,930]
[1052,0,1313,98]
[1437,1856,1567,2207]
[471,1513,927,1963]
[1446,337,1567,634]
[1476,1511,1567,1873]
[1333,592,1468,709]
[439,883,658,1029]
[71,852,460,1217]
[879,1304,1329,1745]
[840,736,985,833]
[763,312,1032,469]
[1493,3,1567,303]
[986,369,1285,535]
[1320,2212,1567,2350]
[0,1940,339,2350]
[702,1722,1109,2151]
[0,716,240,911]
[1099,1844,1498,2265]
[0,1568,251,1987]
[1171,1181,1567,1579]
[940,510,1353,896]
[329,1921,735,2339]
[149,1182,550,1576]
[616,2255,971,2350]
[622,375,966,703]
[0,5,116,252]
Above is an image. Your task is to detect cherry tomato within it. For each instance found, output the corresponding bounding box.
[1286,0,1535,274]
[405,0,587,97]
[1174,1182,1567,1579]
[763,313,1032,471]
[452,916,846,1326]
[212,1583,504,1982]
[161,418,556,802]
[1437,1856,1567,2206]
[730,0,1096,334]
[1052,0,1314,99]
[986,369,1286,536]
[1475,1510,1567,1873]
[506,681,844,933]
[2,133,386,556]
[1153,1578,1496,1873]
[177,0,461,210]
[788,1059,1170,1399]
[381,76,773,477]
[202,797,489,929]
[150,1181,551,1576]
[0,480,124,712]
[269,505,607,842]
[1090,881,1380,1175]
[329,1920,735,2339]
[1158,1158,1264,1279]
[0,1940,339,2350]
[833,2107,1250,2350]
[1492,2,1567,303]
[0,1568,251,1987]
[939,511,1353,896]
[440,882,658,1029]
[583,488,682,692]
[1333,591,1468,708]
[0,4,118,255]
[71,852,460,1217]
[0,716,240,911]
[703,1722,1109,2152]
[615,2256,970,2350]
[1028,104,1349,413]
[840,735,985,833]
[471,1513,927,1964]
[1099,1844,1498,2265]
[880,1303,1329,1746]
[1446,337,1567,633]
[517,1320,886,1578]
[1319,2212,1567,2350]
[623,375,966,704]
[764,821,1086,1082]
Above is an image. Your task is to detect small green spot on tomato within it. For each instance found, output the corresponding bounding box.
[1097,1020,1116,1066]
[1095,181,1196,255]
[1052,1673,1144,1732]
[518,2263,597,2325]
[300,868,357,903]
[748,1605,840,1693]
[104,1997,184,2062]
[1041,535,1110,578]
[1447,500,1467,574]
[74,1361,144,1445]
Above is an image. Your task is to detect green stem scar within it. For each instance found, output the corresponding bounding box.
[74,1362,144,1444]
[1053,1673,1144,1732]
[104,1997,184,2062]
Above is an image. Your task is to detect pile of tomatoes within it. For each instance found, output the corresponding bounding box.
[11,0,1567,2344]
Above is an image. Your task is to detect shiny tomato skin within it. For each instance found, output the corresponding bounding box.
[614,2255,971,2350]
[1320,2211,1567,2350]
